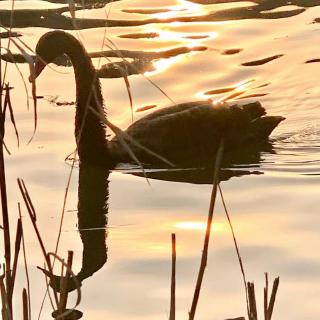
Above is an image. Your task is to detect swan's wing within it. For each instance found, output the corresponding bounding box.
[108,100,278,165]
[110,104,229,164]
[132,100,266,126]
[131,100,213,125]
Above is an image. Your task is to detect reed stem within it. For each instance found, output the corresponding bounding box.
[189,140,224,320]
[169,234,176,320]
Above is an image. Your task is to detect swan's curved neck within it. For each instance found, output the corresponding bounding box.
[63,41,108,162]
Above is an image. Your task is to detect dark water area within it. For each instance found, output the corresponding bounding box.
[1,0,320,319]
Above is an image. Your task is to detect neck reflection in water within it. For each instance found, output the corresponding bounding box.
[43,138,271,296]
[42,163,110,296]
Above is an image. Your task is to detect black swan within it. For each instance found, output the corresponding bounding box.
[32,30,285,166]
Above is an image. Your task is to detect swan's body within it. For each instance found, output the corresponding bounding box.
[34,31,284,166]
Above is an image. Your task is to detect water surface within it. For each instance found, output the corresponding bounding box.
[1,1,320,319]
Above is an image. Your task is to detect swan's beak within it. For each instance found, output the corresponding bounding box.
[28,57,46,83]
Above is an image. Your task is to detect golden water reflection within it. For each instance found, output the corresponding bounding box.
[154,0,205,20]
[2,0,320,319]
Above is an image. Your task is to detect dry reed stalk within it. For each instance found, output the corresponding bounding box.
[17,178,59,307]
[36,150,77,320]
[9,218,22,301]
[4,83,19,147]
[58,251,74,314]
[0,89,13,315]
[0,29,2,98]
[22,288,28,320]
[219,185,249,316]
[247,282,257,320]
[264,273,268,320]
[0,274,11,320]
[266,276,279,320]
[188,140,224,320]
[47,252,82,320]
[18,203,32,320]
[169,233,176,320]
[246,275,280,320]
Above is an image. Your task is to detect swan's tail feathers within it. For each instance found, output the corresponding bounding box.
[242,101,266,120]
[251,116,285,139]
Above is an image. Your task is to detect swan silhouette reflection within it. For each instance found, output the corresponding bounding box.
[43,163,110,295]
[43,141,271,310]
[124,142,272,184]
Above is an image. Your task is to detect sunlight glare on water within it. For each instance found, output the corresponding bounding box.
[154,0,205,19]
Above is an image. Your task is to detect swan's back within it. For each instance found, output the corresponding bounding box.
[110,101,284,165]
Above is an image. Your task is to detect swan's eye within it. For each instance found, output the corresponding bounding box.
[53,54,72,67]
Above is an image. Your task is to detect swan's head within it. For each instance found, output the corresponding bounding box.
[30,31,79,82]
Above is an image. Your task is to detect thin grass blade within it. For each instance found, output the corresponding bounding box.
[8,39,37,143]
[123,74,134,122]
[10,218,22,298]
[4,84,19,147]
[104,39,176,104]
[89,105,174,174]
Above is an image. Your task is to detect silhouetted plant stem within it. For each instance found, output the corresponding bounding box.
[0,274,9,320]
[17,178,59,307]
[264,273,268,320]
[189,140,224,320]
[267,277,279,320]
[169,234,176,320]
[48,252,82,319]
[43,265,56,310]
[218,185,249,317]
[9,218,22,301]
[247,282,257,320]
[19,203,32,320]
[4,83,20,148]
[58,251,74,314]
[0,84,13,317]
[22,288,28,320]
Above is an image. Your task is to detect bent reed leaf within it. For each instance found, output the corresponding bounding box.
[0,48,30,111]
[103,41,135,121]
[88,106,175,167]
[103,37,176,105]
[88,106,150,183]
[5,36,38,143]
